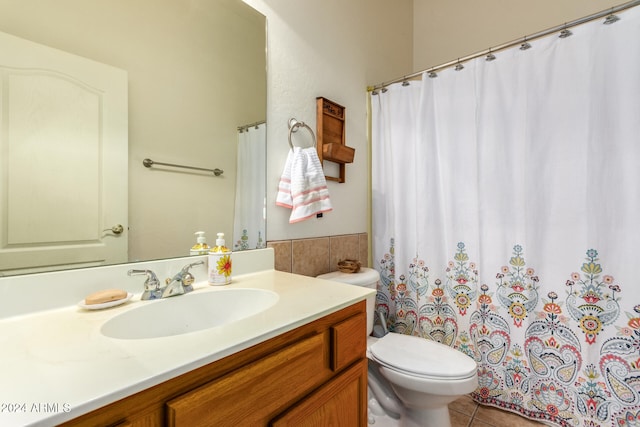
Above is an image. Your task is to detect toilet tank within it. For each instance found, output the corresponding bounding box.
[317,267,379,336]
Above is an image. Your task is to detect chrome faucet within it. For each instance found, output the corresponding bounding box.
[128,261,204,300]
[163,261,205,297]
[128,269,162,300]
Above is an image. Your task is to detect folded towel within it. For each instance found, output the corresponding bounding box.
[276,146,332,223]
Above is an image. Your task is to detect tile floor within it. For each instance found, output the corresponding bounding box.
[449,395,546,427]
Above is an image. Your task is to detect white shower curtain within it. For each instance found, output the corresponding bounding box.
[233,123,266,250]
[371,6,640,426]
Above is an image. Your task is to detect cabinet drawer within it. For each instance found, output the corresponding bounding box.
[330,313,366,372]
[166,333,326,426]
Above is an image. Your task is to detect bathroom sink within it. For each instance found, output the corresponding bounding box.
[101,288,279,339]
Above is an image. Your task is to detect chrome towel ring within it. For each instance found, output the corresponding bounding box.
[288,118,316,149]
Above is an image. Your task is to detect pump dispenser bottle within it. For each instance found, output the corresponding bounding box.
[190,231,210,255]
[208,232,232,285]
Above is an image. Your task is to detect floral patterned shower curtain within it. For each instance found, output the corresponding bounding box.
[371,6,640,427]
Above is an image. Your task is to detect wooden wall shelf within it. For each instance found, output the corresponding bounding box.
[316,97,354,183]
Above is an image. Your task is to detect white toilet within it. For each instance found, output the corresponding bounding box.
[318,268,478,427]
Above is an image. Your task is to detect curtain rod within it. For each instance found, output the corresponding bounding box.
[237,120,266,132]
[367,0,640,92]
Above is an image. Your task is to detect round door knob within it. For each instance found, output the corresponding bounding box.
[104,224,124,235]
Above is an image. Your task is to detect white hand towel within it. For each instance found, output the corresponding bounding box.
[276,146,332,223]
[276,149,294,208]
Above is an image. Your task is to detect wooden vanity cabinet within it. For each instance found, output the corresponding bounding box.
[60,301,367,427]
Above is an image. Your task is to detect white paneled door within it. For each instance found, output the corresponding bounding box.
[0,31,128,275]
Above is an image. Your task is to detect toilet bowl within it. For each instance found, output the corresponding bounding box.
[368,333,477,426]
[317,268,478,427]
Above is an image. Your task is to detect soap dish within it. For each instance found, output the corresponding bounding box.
[78,293,133,310]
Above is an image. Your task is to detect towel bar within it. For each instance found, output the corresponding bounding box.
[142,158,223,176]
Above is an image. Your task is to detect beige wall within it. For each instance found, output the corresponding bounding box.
[245,0,413,242]
[412,0,622,71]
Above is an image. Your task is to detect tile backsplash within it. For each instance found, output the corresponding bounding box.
[267,233,368,277]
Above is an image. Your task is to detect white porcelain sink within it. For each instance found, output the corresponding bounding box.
[101,288,279,339]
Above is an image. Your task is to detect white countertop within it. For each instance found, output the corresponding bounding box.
[0,269,374,426]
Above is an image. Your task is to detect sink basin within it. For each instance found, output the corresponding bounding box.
[101,288,279,339]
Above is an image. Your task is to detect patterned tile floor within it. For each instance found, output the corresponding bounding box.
[449,395,546,427]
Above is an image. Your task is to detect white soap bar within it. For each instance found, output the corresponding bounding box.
[84,289,128,305]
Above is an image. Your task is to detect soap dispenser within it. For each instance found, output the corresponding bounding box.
[190,231,210,256]
[208,232,232,285]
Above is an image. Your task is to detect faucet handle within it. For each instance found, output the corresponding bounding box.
[128,269,160,286]
[128,269,161,300]
[181,261,204,273]
[179,261,205,291]
[182,272,195,288]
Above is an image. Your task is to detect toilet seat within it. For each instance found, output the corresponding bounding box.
[369,333,477,380]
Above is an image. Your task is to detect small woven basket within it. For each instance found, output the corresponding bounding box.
[337,259,361,273]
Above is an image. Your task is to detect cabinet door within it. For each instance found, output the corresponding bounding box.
[271,359,367,427]
[166,333,327,426]
[331,313,366,372]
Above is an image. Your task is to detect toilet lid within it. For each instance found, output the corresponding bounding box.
[369,333,477,379]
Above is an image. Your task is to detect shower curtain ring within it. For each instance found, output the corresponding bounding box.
[520,36,532,50]
[604,13,620,24]
[559,23,572,38]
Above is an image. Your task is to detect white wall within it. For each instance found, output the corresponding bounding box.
[244,0,413,241]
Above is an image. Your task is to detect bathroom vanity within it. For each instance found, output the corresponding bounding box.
[0,250,374,426]
[62,301,367,426]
